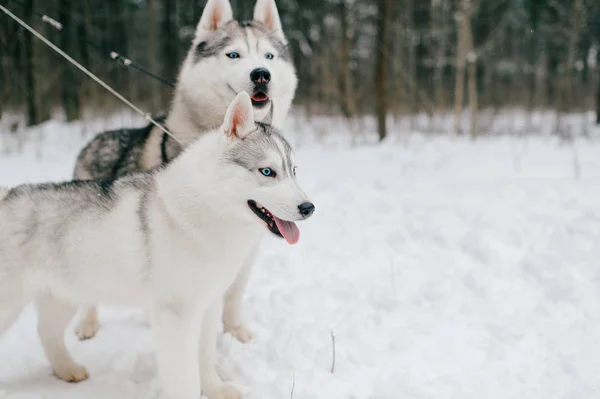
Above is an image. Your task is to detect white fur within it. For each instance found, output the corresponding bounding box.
[78,0,298,345]
[0,93,312,399]
[170,0,297,141]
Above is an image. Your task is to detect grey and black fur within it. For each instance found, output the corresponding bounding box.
[73,116,178,181]
[0,91,313,399]
[71,0,298,343]
[74,13,296,183]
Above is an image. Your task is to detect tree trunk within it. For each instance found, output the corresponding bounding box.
[0,22,4,120]
[108,0,129,93]
[464,6,477,139]
[557,0,582,134]
[596,60,600,124]
[148,0,162,114]
[526,65,537,130]
[77,0,91,108]
[564,0,582,110]
[231,0,252,21]
[338,0,355,119]
[59,0,81,121]
[406,0,417,127]
[375,0,393,142]
[24,0,37,126]
[162,0,179,104]
[453,3,467,135]
[432,0,446,115]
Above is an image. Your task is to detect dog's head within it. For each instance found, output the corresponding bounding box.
[177,0,297,130]
[183,92,313,244]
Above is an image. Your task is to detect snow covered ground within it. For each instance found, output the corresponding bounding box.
[1,113,600,399]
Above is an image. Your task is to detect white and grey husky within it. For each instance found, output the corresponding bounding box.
[73,0,298,342]
[0,92,314,399]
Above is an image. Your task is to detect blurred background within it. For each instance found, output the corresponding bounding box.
[1,0,600,139]
[2,2,600,398]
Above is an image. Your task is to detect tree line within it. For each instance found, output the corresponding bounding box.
[1,0,600,139]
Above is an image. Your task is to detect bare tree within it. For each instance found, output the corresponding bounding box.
[557,0,583,134]
[77,0,91,109]
[59,0,81,121]
[597,50,600,124]
[0,21,4,120]
[465,6,477,139]
[454,0,477,138]
[338,0,355,119]
[148,0,162,114]
[162,0,179,104]
[375,0,394,141]
[24,0,37,126]
[406,0,417,127]
[431,0,448,116]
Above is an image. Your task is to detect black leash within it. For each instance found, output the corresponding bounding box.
[6,0,176,89]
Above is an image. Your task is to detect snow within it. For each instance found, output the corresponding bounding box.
[1,112,600,399]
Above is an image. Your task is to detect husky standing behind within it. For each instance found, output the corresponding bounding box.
[72,0,298,342]
[0,92,314,399]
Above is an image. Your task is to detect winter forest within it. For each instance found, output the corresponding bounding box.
[1,1,600,399]
[2,0,600,139]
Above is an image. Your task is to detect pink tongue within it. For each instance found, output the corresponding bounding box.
[252,93,268,101]
[273,216,300,245]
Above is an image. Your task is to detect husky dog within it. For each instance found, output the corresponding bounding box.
[0,92,314,399]
[73,0,298,342]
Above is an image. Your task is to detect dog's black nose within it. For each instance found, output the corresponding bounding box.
[298,202,315,218]
[251,68,271,84]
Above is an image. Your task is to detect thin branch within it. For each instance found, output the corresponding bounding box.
[290,374,296,399]
[330,331,337,373]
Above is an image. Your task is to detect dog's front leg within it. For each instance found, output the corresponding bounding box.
[152,303,202,399]
[222,244,258,343]
[201,299,241,399]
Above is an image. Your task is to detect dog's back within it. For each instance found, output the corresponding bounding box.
[73,116,168,181]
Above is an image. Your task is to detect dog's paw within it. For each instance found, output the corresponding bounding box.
[226,324,253,343]
[75,318,100,341]
[202,384,242,399]
[54,363,89,383]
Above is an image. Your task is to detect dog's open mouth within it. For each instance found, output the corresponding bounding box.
[251,91,270,107]
[247,200,299,244]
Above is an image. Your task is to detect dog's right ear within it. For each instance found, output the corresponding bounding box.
[223,92,255,140]
[195,0,233,41]
[254,0,284,41]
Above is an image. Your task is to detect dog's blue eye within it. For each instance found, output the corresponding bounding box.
[226,52,240,59]
[265,53,274,60]
[259,167,275,177]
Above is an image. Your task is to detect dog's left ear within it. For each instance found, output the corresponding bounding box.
[195,0,233,42]
[253,0,285,41]
[223,92,255,139]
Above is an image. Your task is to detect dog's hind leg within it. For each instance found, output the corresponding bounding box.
[222,246,258,343]
[35,293,89,383]
[72,161,102,342]
[75,305,100,340]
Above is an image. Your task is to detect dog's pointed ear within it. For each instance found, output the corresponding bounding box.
[253,0,285,41]
[196,0,233,41]
[223,92,255,139]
